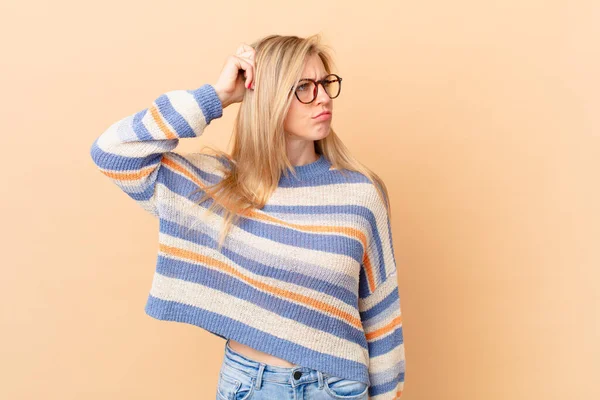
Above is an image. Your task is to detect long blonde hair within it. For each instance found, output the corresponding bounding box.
[187,33,391,251]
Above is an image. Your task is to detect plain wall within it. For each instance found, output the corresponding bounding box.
[1,0,598,399]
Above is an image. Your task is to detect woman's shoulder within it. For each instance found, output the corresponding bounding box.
[343,172,389,213]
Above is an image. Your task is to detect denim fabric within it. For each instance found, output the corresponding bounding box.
[216,339,369,400]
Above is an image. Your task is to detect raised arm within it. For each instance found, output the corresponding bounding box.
[90,44,258,218]
[89,84,223,217]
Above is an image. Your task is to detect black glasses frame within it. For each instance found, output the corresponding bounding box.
[290,73,343,104]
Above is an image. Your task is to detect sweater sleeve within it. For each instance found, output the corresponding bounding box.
[359,186,406,399]
[89,84,223,217]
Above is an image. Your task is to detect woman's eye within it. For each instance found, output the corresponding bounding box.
[297,84,308,91]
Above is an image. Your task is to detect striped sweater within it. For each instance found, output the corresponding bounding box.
[89,83,405,399]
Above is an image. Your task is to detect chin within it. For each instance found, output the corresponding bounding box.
[317,127,332,139]
[291,126,332,141]
[310,125,331,138]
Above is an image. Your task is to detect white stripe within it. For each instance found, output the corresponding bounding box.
[166,90,208,136]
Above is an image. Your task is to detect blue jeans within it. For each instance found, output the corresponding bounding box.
[217,339,369,400]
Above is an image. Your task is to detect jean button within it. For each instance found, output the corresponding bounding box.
[293,371,302,379]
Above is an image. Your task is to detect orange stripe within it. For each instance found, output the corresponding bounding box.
[101,164,155,181]
[149,103,178,139]
[365,315,403,341]
[159,243,364,329]
[362,247,376,296]
[161,156,209,190]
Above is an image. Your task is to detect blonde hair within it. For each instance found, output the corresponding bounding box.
[187,33,391,251]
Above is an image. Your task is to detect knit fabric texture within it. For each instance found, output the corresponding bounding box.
[90,83,406,399]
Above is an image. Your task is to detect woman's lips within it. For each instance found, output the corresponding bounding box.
[313,112,332,121]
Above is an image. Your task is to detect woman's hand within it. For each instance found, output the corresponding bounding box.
[213,43,256,108]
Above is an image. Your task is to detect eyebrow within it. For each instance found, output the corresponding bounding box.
[299,74,331,81]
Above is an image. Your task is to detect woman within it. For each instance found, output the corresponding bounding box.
[90,34,405,400]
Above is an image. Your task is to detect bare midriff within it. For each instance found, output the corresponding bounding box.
[228,339,299,368]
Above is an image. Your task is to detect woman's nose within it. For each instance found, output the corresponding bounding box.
[315,83,332,104]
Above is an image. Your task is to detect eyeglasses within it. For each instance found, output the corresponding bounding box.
[290,73,343,104]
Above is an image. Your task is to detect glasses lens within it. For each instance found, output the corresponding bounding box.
[296,81,316,103]
[322,76,341,99]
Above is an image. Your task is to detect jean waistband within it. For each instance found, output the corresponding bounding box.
[223,339,329,386]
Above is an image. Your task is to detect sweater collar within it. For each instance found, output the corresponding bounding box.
[284,154,331,179]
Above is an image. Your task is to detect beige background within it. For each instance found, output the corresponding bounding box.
[1,0,598,399]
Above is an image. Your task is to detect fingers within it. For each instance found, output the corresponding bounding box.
[232,55,254,89]
[236,43,254,57]
[234,43,256,89]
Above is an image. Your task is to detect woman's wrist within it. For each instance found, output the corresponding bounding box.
[212,84,230,109]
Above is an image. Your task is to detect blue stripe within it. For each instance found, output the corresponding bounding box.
[278,168,370,187]
[89,143,163,172]
[132,109,154,140]
[154,94,197,138]
[360,284,400,321]
[368,370,404,398]
[367,325,404,357]
[188,84,223,123]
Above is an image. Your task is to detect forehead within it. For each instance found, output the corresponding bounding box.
[300,53,328,80]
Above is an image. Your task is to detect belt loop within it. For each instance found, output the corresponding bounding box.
[317,370,324,389]
[254,363,266,390]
